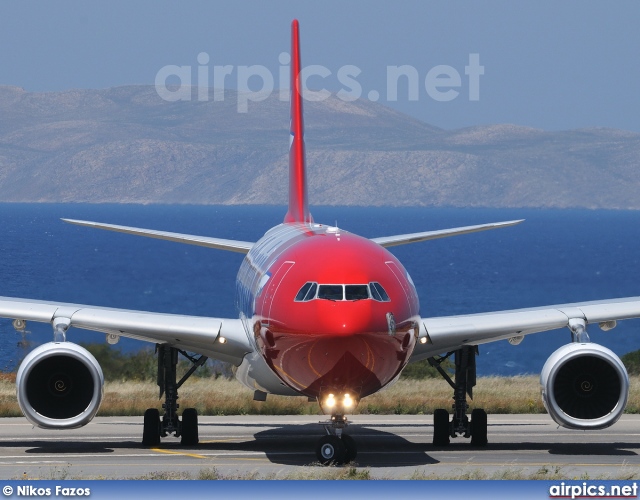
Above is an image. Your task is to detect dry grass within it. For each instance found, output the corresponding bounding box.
[30,464,640,481]
[1,375,640,417]
[407,464,640,481]
[98,378,321,417]
[356,376,548,414]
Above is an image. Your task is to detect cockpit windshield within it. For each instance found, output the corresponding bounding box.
[294,282,390,302]
[345,285,369,300]
[318,285,344,300]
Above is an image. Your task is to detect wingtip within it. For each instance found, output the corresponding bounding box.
[497,219,525,226]
[61,218,94,227]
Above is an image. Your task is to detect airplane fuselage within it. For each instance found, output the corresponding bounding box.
[235,222,420,407]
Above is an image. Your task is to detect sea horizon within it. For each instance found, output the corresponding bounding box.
[0,204,638,376]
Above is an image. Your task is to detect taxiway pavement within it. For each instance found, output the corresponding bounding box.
[0,414,638,479]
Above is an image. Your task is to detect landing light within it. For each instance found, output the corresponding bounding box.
[325,393,336,408]
[218,336,227,344]
[343,393,353,408]
[419,337,428,344]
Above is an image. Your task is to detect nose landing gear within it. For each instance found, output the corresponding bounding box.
[315,415,357,465]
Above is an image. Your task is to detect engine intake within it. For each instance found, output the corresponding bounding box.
[16,342,104,429]
[540,342,628,430]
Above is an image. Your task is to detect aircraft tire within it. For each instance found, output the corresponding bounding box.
[316,435,347,465]
[142,408,161,446]
[342,433,358,462]
[470,408,488,446]
[433,409,450,446]
[181,408,199,446]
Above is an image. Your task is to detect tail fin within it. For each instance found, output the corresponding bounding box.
[284,19,313,224]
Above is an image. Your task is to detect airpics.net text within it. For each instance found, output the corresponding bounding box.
[155,51,484,112]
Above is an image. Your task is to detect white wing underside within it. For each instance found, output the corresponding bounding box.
[413,296,640,361]
[0,296,251,366]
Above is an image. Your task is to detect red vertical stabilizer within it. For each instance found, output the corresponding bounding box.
[284,19,313,224]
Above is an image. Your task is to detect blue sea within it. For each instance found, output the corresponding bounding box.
[0,204,639,376]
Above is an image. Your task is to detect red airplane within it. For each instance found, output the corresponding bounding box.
[1,20,639,465]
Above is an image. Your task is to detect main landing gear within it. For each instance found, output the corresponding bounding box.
[142,344,207,447]
[429,346,488,447]
[315,415,358,465]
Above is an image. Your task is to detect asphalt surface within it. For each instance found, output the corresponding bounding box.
[0,414,638,479]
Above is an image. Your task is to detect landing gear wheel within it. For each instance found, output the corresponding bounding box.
[142,408,161,446]
[342,434,358,462]
[433,409,450,446]
[470,408,488,446]
[181,408,199,446]
[316,435,347,465]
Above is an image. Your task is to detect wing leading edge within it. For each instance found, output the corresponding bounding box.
[371,219,524,248]
[412,296,640,361]
[62,219,254,254]
[0,296,252,366]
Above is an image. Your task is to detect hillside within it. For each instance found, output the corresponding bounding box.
[0,85,638,208]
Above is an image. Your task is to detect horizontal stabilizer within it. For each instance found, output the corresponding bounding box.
[62,219,254,254]
[371,219,524,248]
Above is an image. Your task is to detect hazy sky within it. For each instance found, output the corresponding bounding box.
[1,1,639,132]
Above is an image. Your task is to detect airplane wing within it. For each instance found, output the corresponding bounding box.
[412,296,640,361]
[0,296,252,366]
[371,219,524,248]
[62,219,254,254]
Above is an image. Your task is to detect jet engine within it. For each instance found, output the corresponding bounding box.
[540,343,628,430]
[16,342,104,429]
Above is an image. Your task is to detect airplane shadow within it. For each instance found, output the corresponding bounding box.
[196,423,439,467]
[21,442,124,454]
[0,421,635,464]
[419,441,639,457]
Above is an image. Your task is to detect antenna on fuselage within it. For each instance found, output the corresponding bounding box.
[284,19,313,225]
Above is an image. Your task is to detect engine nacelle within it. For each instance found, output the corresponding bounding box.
[541,342,628,430]
[16,342,104,429]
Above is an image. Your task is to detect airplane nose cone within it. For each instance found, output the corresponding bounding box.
[257,301,417,400]
[314,301,386,335]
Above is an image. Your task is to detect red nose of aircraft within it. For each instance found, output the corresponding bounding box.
[253,228,420,407]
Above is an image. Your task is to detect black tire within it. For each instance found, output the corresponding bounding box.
[142,408,161,446]
[342,434,358,462]
[470,408,488,446]
[432,409,450,446]
[181,408,199,446]
[315,435,347,465]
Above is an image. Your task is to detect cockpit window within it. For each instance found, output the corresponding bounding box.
[295,282,318,302]
[370,282,390,302]
[318,285,344,301]
[369,282,382,301]
[294,282,391,302]
[345,285,369,300]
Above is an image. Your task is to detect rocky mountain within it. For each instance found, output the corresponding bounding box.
[0,85,638,209]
